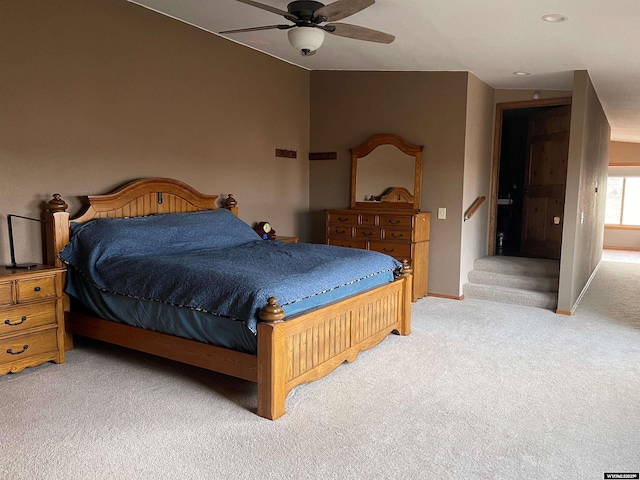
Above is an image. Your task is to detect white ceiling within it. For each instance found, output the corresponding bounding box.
[129,0,640,143]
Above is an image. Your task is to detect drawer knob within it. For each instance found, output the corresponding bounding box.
[336,229,346,234]
[391,233,404,238]
[4,316,27,326]
[389,220,401,225]
[383,248,395,253]
[338,217,348,221]
[362,231,373,237]
[34,286,41,292]
[6,345,29,355]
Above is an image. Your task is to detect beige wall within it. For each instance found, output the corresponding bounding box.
[309,71,469,297]
[558,71,611,312]
[0,0,310,265]
[460,75,495,293]
[604,141,640,249]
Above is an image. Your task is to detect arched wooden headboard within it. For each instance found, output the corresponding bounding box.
[44,177,238,267]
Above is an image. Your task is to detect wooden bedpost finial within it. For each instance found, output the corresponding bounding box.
[222,194,237,210]
[47,194,68,213]
[259,297,285,323]
[400,259,413,276]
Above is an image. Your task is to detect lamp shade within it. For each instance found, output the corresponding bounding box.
[287,27,325,55]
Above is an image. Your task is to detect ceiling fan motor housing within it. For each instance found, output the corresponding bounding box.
[288,0,327,24]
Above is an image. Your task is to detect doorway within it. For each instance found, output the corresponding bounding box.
[489,97,573,258]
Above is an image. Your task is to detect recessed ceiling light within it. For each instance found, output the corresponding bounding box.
[542,13,569,23]
[513,71,530,76]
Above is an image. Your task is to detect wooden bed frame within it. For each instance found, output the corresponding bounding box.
[44,178,412,420]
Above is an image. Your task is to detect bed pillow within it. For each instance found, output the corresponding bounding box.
[59,209,261,266]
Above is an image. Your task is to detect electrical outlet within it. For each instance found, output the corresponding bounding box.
[438,207,446,220]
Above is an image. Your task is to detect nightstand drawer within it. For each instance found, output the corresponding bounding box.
[16,276,57,303]
[1,302,57,336]
[0,281,12,306]
[369,241,412,259]
[0,329,58,363]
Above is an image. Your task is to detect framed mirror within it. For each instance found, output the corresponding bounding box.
[350,133,423,210]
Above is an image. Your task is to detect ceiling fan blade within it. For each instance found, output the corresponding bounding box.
[314,0,375,22]
[234,0,298,22]
[219,24,288,34]
[326,23,395,44]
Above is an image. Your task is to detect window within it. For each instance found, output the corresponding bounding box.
[605,176,640,226]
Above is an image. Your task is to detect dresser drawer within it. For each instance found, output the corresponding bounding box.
[379,215,413,228]
[328,225,353,237]
[16,276,57,303]
[0,329,58,363]
[0,281,12,306]
[327,238,367,249]
[1,302,57,337]
[354,227,381,240]
[383,229,412,242]
[360,214,377,226]
[327,212,359,225]
[369,241,412,259]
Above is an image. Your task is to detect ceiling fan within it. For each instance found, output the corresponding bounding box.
[220,0,395,56]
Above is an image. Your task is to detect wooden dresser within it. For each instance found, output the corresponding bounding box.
[326,208,430,301]
[0,265,66,375]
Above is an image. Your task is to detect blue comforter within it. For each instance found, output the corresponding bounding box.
[59,209,402,333]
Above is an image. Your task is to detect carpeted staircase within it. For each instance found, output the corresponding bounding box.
[463,255,560,310]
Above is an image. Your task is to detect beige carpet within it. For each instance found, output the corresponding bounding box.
[1,259,639,479]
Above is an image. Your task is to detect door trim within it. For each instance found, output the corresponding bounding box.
[489,97,573,256]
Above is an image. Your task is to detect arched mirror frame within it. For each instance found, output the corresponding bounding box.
[350,133,423,210]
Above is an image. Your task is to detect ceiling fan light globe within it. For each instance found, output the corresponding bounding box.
[288,27,325,55]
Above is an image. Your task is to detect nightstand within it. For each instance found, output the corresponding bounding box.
[0,265,66,375]
[270,236,299,243]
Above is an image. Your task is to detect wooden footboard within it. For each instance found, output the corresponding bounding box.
[257,272,412,420]
[62,273,411,421]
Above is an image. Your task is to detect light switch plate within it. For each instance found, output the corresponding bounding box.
[438,207,446,220]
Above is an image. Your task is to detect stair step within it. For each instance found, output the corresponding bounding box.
[468,269,558,293]
[463,283,558,310]
[473,256,559,278]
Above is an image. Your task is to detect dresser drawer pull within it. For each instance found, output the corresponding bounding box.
[4,316,27,326]
[382,248,395,253]
[338,217,349,222]
[361,231,373,237]
[388,220,401,225]
[34,286,41,292]
[391,233,405,238]
[6,345,29,355]
[336,229,347,234]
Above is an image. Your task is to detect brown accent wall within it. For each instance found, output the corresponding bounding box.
[558,71,611,312]
[0,0,310,265]
[309,71,469,297]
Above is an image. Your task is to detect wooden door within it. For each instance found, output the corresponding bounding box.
[520,105,571,259]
